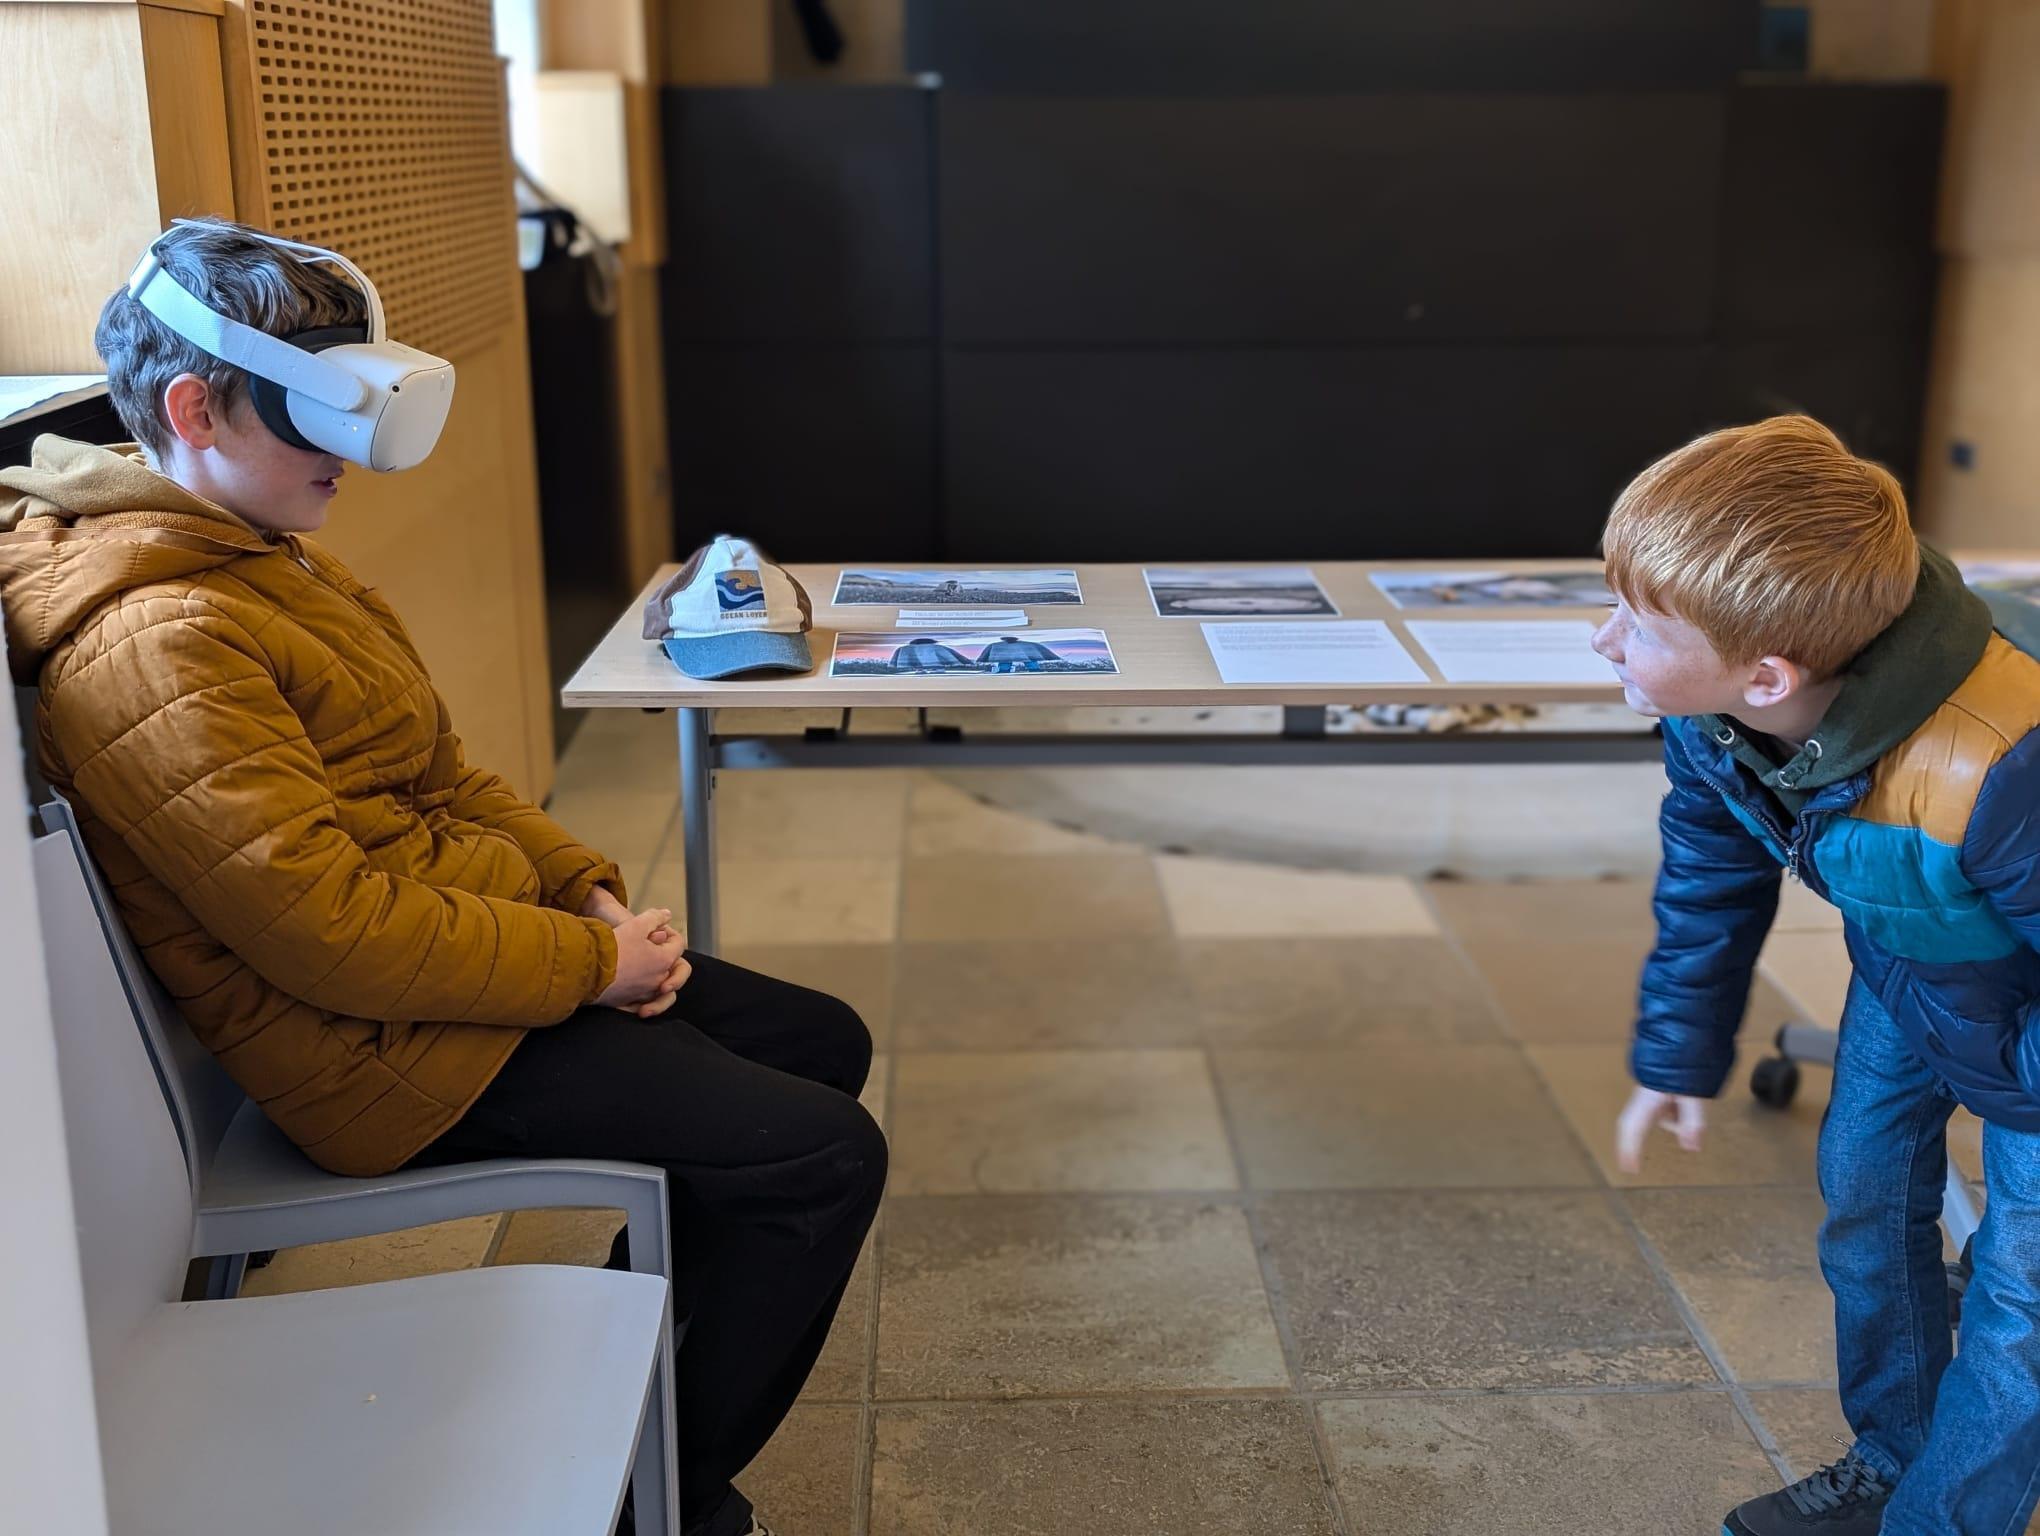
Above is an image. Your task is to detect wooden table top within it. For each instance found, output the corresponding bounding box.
[561,554,2035,710]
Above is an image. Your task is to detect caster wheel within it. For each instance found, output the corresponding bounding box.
[1751,1056,1801,1109]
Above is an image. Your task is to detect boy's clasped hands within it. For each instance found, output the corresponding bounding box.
[581,887,691,1017]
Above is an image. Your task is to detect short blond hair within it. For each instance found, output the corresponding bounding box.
[1602,415,1918,678]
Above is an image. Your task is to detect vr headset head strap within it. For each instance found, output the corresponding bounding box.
[126,223,393,413]
[171,219,389,342]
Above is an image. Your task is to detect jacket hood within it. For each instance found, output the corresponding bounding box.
[0,435,273,682]
[1699,545,1996,797]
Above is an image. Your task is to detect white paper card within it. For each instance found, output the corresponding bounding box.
[1405,620,1617,685]
[1199,621,1428,685]
[896,607,1029,628]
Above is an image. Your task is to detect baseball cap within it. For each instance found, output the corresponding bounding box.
[641,535,814,679]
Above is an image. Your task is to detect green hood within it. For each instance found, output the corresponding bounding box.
[1700,545,1995,802]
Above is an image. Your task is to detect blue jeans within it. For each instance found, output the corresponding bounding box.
[1819,976,2040,1534]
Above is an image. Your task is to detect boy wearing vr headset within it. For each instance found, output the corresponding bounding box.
[0,218,881,1536]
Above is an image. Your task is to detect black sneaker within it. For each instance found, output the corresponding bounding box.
[1724,1450,1890,1534]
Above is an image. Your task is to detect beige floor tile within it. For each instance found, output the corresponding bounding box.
[802,1236,878,1404]
[1760,928,1856,1024]
[864,1051,890,1132]
[552,706,686,798]
[1191,936,1503,1046]
[1774,878,1846,932]
[889,1050,1235,1195]
[875,1196,1288,1398]
[542,787,680,890]
[905,776,1120,856]
[1953,1108,1985,1183]
[871,1400,1338,1535]
[1530,1044,1829,1188]
[1625,1188,1837,1385]
[720,942,898,1050]
[900,853,1168,942]
[1317,1392,1775,1535]
[1214,1044,1598,1190]
[739,1403,863,1534]
[892,939,1199,1050]
[488,1208,624,1268]
[718,768,912,858]
[239,1215,502,1296]
[1157,854,1437,938]
[1427,877,1797,1044]
[716,857,902,946]
[1257,1190,1711,1391]
[1745,1389,1854,1481]
[1429,876,1660,944]
[635,856,687,914]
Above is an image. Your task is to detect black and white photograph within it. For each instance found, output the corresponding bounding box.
[1143,566,1339,618]
[1371,567,1615,610]
[832,568,1083,606]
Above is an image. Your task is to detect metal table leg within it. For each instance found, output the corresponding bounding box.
[677,706,718,955]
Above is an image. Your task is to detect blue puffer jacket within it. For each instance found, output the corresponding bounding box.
[1634,624,2040,1132]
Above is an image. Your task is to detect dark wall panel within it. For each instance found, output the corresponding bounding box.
[1715,83,1944,337]
[941,348,1709,562]
[912,0,1759,93]
[1707,334,1931,489]
[663,87,934,342]
[941,95,1725,344]
[665,345,937,559]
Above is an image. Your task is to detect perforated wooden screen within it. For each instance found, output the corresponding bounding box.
[241,0,516,361]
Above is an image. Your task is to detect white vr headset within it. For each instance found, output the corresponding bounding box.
[126,221,455,472]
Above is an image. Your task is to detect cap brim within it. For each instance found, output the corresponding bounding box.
[661,631,813,680]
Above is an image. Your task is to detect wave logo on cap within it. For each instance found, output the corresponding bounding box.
[716,569,766,612]
[641,534,815,680]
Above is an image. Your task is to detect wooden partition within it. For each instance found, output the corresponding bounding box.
[1,0,558,794]
[213,0,556,793]
[1917,0,2040,548]
[540,0,673,583]
[0,0,234,372]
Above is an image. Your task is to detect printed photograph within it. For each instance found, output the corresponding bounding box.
[832,568,1083,606]
[1371,567,1615,609]
[1143,566,1339,618]
[829,629,1119,678]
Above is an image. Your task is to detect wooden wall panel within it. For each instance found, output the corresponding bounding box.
[1916,0,2040,548]
[1918,258,2040,548]
[311,331,554,795]
[663,0,770,83]
[0,2,233,373]
[219,0,554,792]
[138,6,236,217]
[1935,0,2040,257]
[614,263,674,582]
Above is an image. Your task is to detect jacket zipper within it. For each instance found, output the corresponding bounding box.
[1686,741,1821,886]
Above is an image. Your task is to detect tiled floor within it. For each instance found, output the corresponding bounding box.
[241,708,2017,1534]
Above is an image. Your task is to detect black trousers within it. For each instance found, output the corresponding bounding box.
[409,952,886,1536]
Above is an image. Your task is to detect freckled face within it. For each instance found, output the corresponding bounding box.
[1590,600,1746,719]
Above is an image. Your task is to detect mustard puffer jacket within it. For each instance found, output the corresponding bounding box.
[0,437,621,1174]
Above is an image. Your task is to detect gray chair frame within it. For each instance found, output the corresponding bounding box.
[42,795,681,1536]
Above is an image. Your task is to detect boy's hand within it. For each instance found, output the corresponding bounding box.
[1615,1085,1708,1174]
[594,908,689,1017]
[582,885,683,948]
